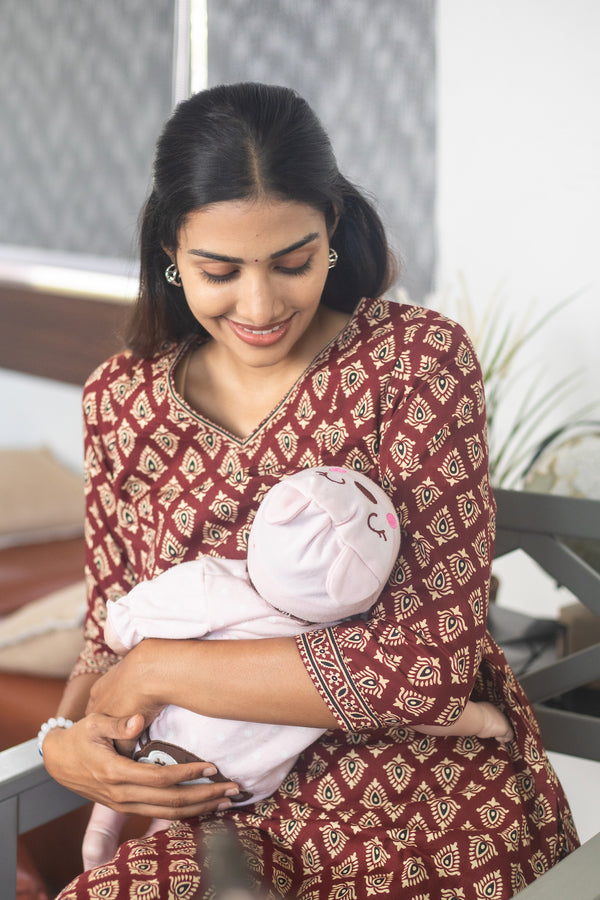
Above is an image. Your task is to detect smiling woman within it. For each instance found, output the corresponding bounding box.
[43,83,579,900]
[126,83,391,360]
[164,200,348,438]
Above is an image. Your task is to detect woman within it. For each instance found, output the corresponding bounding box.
[43,83,578,898]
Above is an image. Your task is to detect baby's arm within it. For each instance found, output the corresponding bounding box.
[105,557,255,652]
[414,700,514,743]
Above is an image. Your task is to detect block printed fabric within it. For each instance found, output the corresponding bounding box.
[59,298,579,899]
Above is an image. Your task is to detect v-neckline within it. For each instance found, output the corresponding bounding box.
[166,302,362,447]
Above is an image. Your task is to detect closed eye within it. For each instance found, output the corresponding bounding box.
[275,259,313,277]
[201,269,238,284]
[200,258,313,285]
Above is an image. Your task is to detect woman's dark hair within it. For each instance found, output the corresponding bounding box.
[127,82,396,356]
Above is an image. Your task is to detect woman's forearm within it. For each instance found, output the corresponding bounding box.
[56,672,103,720]
[104,636,339,730]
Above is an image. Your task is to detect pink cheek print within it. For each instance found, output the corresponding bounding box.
[387,513,398,529]
[330,466,347,473]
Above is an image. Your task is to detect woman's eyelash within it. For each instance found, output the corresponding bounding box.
[277,259,313,277]
[200,259,313,285]
[201,271,237,284]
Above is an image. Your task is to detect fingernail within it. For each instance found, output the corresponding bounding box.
[224,787,239,797]
[217,800,232,811]
[202,766,217,777]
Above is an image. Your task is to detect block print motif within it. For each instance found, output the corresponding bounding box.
[63,299,578,899]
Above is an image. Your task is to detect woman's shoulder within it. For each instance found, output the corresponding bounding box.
[82,342,183,422]
[85,343,180,389]
[353,295,473,355]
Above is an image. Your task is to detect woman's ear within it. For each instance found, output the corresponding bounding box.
[161,244,176,264]
[328,210,340,239]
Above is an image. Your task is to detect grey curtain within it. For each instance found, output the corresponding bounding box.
[207,0,436,299]
[0,0,174,261]
[1,0,436,298]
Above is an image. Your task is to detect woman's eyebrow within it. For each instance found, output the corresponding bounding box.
[270,232,320,259]
[187,232,320,264]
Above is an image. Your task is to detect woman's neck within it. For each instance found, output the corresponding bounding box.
[179,306,350,439]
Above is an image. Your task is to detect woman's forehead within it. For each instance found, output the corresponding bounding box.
[178,197,326,255]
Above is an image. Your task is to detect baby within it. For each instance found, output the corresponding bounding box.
[83,466,512,870]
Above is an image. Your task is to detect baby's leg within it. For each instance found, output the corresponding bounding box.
[82,803,129,871]
[414,700,514,743]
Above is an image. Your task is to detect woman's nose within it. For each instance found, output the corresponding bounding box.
[236,270,284,323]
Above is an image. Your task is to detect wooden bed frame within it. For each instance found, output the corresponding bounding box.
[0,282,129,384]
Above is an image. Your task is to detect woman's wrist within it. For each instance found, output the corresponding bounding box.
[127,638,173,708]
[37,716,74,757]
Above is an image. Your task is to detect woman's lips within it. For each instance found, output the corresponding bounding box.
[226,316,293,346]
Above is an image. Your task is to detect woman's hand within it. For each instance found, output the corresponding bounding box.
[42,713,240,819]
[86,643,162,723]
[86,646,164,755]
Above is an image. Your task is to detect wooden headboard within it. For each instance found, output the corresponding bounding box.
[0,283,131,385]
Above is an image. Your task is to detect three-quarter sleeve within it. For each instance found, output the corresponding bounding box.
[297,313,495,732]
[69,361,136,678]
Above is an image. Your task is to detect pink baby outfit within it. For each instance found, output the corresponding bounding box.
[105,466,401,803]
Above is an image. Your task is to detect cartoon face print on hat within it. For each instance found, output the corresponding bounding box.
[316,466,400,542]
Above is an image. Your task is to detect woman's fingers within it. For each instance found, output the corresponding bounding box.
[42,713,239,817]
[104,777,241,818]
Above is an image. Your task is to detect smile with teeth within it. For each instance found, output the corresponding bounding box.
[226,314,294,346]
[239,323,283,335]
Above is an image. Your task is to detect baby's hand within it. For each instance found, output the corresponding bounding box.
[476,701,514,743]
[104,615,129,655]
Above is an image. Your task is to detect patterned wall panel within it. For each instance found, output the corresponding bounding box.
[206,0,436,300]
[0,0,174,261]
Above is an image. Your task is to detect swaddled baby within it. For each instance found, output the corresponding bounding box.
[83,466,511,870]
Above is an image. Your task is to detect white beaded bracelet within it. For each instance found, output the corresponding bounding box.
[37,716,74,757]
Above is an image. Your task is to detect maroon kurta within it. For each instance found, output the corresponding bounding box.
[59,298,578,899]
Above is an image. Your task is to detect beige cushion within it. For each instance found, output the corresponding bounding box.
[0,580,86,677]
[0,447,84,548]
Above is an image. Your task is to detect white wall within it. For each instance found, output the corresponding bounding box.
[436,0,599,419]
[0,369,83,473]
[437,0,600,843]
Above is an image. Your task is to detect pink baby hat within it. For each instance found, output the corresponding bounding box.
[247,467,401,622]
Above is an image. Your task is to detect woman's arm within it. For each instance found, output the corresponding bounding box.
[43,672,243,818]
[87,636,339,730]
[56,671,102,720]
[297,311,498,734]
[43,365,244,818]
[87,638,513,744]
